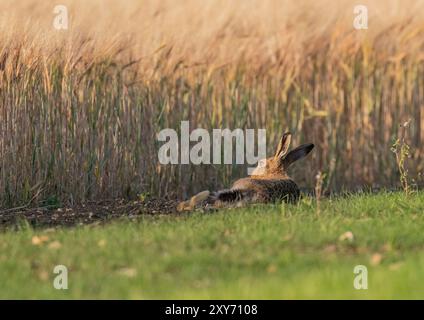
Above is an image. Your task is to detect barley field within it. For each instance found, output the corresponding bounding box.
[1,0,423,208]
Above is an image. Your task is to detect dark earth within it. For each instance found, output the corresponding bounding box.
[0,198,179,229]
[0,187,406,229]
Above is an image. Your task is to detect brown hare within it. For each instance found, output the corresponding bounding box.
[177,132,314,211]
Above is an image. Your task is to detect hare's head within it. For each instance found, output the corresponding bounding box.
[250,132,314,178]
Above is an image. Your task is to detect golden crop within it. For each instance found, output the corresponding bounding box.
[0,0,423,206]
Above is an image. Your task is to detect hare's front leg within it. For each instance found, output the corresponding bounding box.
[177,191,211,212]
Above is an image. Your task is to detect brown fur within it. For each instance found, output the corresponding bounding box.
[177,132,314,211]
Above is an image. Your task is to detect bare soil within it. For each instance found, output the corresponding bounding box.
[0,198,179,229]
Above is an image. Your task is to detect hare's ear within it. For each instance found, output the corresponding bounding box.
[274,132,292,159]
[282,143,314,168]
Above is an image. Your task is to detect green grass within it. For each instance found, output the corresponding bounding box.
[1,191,424,299]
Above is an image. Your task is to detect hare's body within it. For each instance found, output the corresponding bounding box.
[177,132,314,211]
[218,178,300,203]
